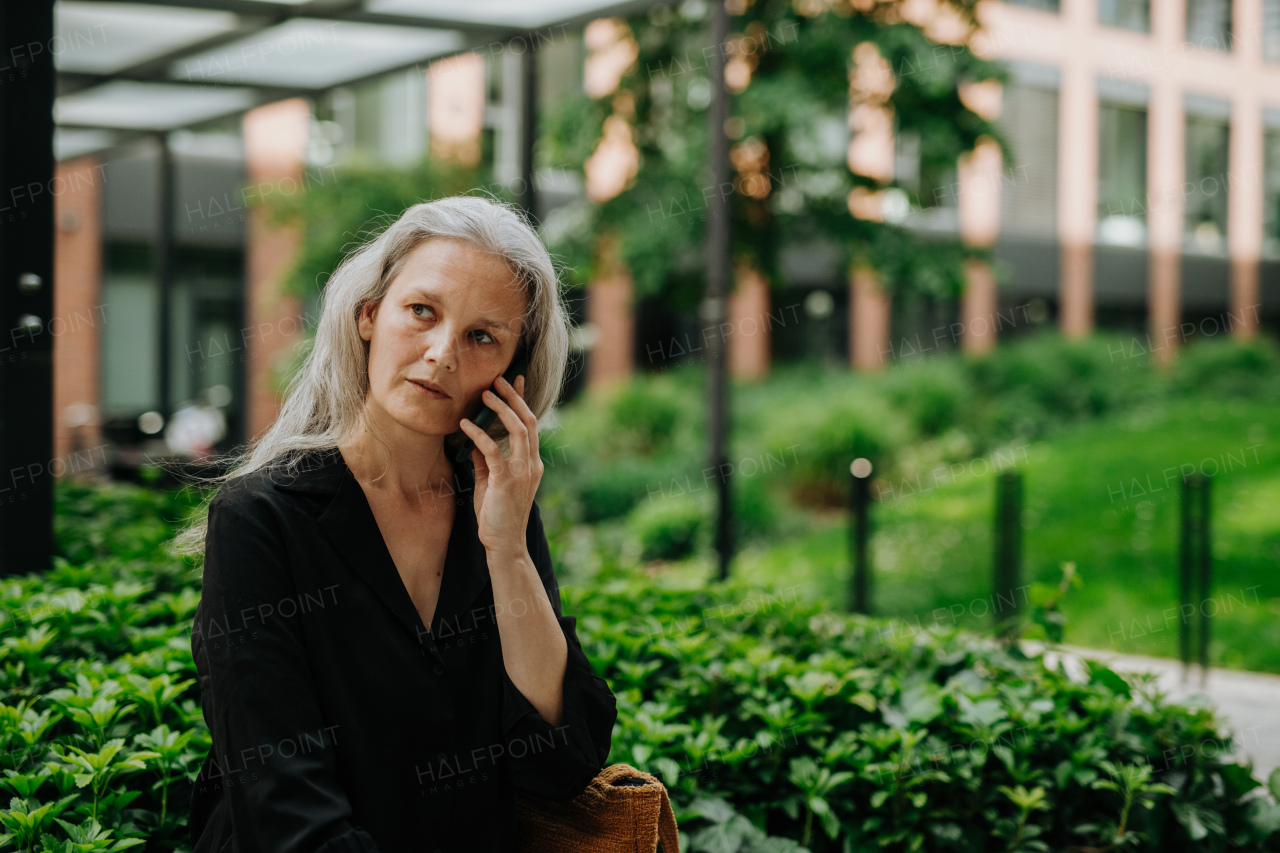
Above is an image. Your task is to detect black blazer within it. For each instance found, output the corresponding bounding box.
[189,446,618,853]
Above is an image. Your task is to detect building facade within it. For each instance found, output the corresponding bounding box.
[49,0,1280,468]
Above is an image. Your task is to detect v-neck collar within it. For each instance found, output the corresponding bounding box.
[271,446,491,650]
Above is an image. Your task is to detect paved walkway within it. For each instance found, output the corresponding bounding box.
[1024,643,1280,783]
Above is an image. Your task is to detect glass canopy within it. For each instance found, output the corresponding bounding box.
[53,0,659,160]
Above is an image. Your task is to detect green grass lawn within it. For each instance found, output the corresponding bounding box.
[656,395,1280,673]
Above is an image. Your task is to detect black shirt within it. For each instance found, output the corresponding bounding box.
[189,446,618,853]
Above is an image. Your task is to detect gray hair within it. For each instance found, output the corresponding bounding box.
[169,194,573,562]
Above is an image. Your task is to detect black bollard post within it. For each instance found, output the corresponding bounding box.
[1198,475,1212,688]
[1179,475,1193,679]
[849,458,872,615]
[1179,473,1212,686]
[994,470,1023,639]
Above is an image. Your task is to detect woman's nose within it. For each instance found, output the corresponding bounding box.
[422,332,458,371]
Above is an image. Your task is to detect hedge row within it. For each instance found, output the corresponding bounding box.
[0,479,1277,851]
[542,334,1280,560]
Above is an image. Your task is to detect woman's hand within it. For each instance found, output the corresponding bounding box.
[458,374,543,559]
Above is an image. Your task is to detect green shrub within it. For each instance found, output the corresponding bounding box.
[552,373,703,464]
[543,371,708,523]
[581,565,1280,853]
[3,478,1279,852]
[956,333,1169,448]
[54,478,201,566]
[1174,337,1280,398]
[604,380,689,457]
[578,457,667,523]
[967,337,1095,433]
[627,493,707,561]
[762,393,905,506]
[874,359,970,438]
[731,473,780,542]
[545,333,1277,539]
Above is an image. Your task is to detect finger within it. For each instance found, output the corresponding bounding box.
[494,374,535,426]
[516,374,540,464]
[470,444,489,488]
[481,387,530,466]
[459,417,503,468]
[496,374,539,463]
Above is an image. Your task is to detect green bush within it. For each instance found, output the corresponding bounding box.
[875,359,971,438]
[543,333,1278,533]
[1174,337,1280,398]
[578,457,667,523]
[0,561,207,850]
[762,393,905,506]
[731,473,781,542]
[964,335,1129,441]
[3,478,1280,852]
[54,476,201,565]
[582,565,1280,853]
[553,373,704,465]
[604,380,689,458]
[627,494,707,562]
[543,372,709,523]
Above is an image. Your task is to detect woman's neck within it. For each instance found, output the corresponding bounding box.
[338,425,456,507]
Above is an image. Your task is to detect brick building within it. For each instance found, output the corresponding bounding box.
[50,0,1280,466]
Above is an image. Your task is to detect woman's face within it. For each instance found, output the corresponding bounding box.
[357,237,529,440]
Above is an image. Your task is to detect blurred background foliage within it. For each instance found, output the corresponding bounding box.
[539,0,1008,303]
[537,334,1280,673]
[258,0,1008,311]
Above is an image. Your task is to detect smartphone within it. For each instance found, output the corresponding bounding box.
[453,339,530,466]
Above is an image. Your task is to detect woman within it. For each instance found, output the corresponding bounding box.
[171,195,618,853]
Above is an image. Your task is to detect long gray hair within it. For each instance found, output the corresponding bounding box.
[168,194,572,562]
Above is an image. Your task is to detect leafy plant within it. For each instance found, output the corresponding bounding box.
[1067,760,1177,852]
[782,756,853,848]
[628,494,708,561]
[48,739,159,824]
[0,793,77,853]
[542,0,1008,305]
[3,461,1277,850]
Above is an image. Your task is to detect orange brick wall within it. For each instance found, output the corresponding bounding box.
[52,156,105,473]
[243,99,311,440]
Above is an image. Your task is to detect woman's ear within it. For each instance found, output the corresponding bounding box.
[357,301,378,341]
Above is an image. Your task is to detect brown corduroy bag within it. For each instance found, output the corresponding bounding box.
[516,763,681,853]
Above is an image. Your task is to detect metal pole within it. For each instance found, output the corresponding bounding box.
[994,471,1023,638]
[0,0,56,576]
[1179,473,1214,684]
[849,460,872,614]
[1198,475,1212,688]
[706,0,733,581]
[518,37,538,224]
[155,132,175,427]
[1179,474,1194,682]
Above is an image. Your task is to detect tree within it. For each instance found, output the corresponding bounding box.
[539,0,1009,306]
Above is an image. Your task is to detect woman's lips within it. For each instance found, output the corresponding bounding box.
[408,380,449,399]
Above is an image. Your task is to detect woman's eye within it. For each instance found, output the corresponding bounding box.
[411,304,435,320]
[470,330,496,345]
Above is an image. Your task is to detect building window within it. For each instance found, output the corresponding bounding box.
[1097,102,1148,246]
[998,83,1058,236]
[171,247,244,446]
[319,68,428,166]
[1004,0,1060,11]
[1263,128,1280,258]
[1186,0,1232,51]
[894,129,959,231]
[1099,0,1150,31]
[101,242,159,418]
[1184,115,1230,253]
[895,132,959,210]
[1265,0,1280,63]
